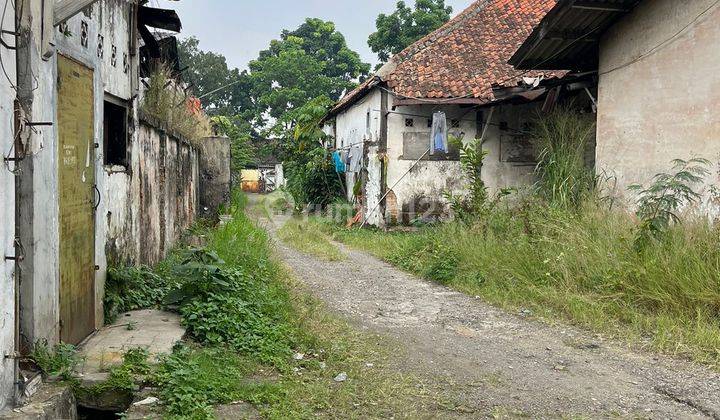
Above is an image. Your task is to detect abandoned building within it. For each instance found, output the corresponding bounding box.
[510,0,720,213]
[322,0,577,227]
[0,0,230,411]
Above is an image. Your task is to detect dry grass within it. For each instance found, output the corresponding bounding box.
[141,65,212,145]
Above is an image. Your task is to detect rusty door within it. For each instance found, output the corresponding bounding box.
[58,55,96,345]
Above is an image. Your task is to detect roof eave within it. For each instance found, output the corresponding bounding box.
[321,77,383,123]
[509,0,642,71]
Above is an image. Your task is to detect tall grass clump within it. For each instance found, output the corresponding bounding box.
[533,106,596,208]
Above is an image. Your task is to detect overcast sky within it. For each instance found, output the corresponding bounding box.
[156,0,470,71]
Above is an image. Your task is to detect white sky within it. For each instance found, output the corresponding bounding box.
[156,0,470,70]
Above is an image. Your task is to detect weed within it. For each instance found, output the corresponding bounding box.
[29,341,79,380]
[140,64,212,144]
[629,158,710,247]
[326,205,720,367]
[532,106,596,209]
[104,265,169,324]
[445,136,513,225]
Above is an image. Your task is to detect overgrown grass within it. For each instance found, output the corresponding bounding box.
[278,217,346,262]
[148,190,441,418]
[316,203,720,368]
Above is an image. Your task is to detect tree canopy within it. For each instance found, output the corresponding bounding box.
[249,18,370,124]
[368,0,453,64]
[177,18,369,165]
[178,37,254,116]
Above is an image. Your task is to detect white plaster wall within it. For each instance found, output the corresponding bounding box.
[333,88,540,225]
[480,102,542,192]
[385,104,467,221]
[597,0,720,212]
[17,0,137,346]
[17,0,61,350]
[334,89,381,201]
[0,0,16,409]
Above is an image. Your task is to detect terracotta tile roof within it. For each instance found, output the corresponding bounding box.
[327,0,562,118]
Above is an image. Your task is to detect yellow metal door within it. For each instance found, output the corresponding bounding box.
[58,55,96,345]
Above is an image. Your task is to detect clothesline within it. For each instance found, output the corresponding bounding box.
[331,141,365,151]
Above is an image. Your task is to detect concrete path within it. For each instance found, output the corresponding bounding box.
[78,309,184,374]
[257,206,720,419]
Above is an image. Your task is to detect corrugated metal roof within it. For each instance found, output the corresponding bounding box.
[509,0,642,70]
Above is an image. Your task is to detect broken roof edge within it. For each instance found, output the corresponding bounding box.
[321,76,382,123]
[509,0,642,70]
[323,74,577,124]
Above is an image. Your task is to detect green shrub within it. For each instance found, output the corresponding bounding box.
[154,345,260,419]
[29,341,79,380]
[286,147,343,210]
[629,158,710,247]
[104,265,169,324]
[166,192,302,365]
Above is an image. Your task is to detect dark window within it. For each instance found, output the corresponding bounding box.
[405,118,414,127]
[451,119,460,128]
[427,118,433,128]
[103,99,128,166]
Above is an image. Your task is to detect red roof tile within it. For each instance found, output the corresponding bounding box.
[328,0,562,117]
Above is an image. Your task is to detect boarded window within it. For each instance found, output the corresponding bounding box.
[103,98,128,166]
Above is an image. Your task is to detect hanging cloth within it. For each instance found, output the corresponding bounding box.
[430,111,448,154]
[332,151,346,173]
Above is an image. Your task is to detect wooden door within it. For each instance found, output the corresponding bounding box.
[58,55,96,345]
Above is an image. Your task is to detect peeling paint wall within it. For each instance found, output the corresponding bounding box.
[14,0,200,357]
[16,0,62,354]
[333,87,542,226]
[597,0,720,214]
[0,0,16,409]
[385,102,541,224]
[334,89,381,202]
[136,121,199,266]
[197,136,232,218]
[17,0,136,346]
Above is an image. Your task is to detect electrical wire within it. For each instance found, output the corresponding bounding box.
[598,0,720,76]
[0,0,17,91]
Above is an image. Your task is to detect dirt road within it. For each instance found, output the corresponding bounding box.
[257,205,720,418]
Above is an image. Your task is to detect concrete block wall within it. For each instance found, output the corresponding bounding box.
[197,136,232,219]
[135,121,199,267]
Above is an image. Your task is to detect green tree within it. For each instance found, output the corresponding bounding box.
[249,18,370,124]
[178,37,254,116]
[210,115,256,173]
[283,96,343,208]
[368,0,453,63]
